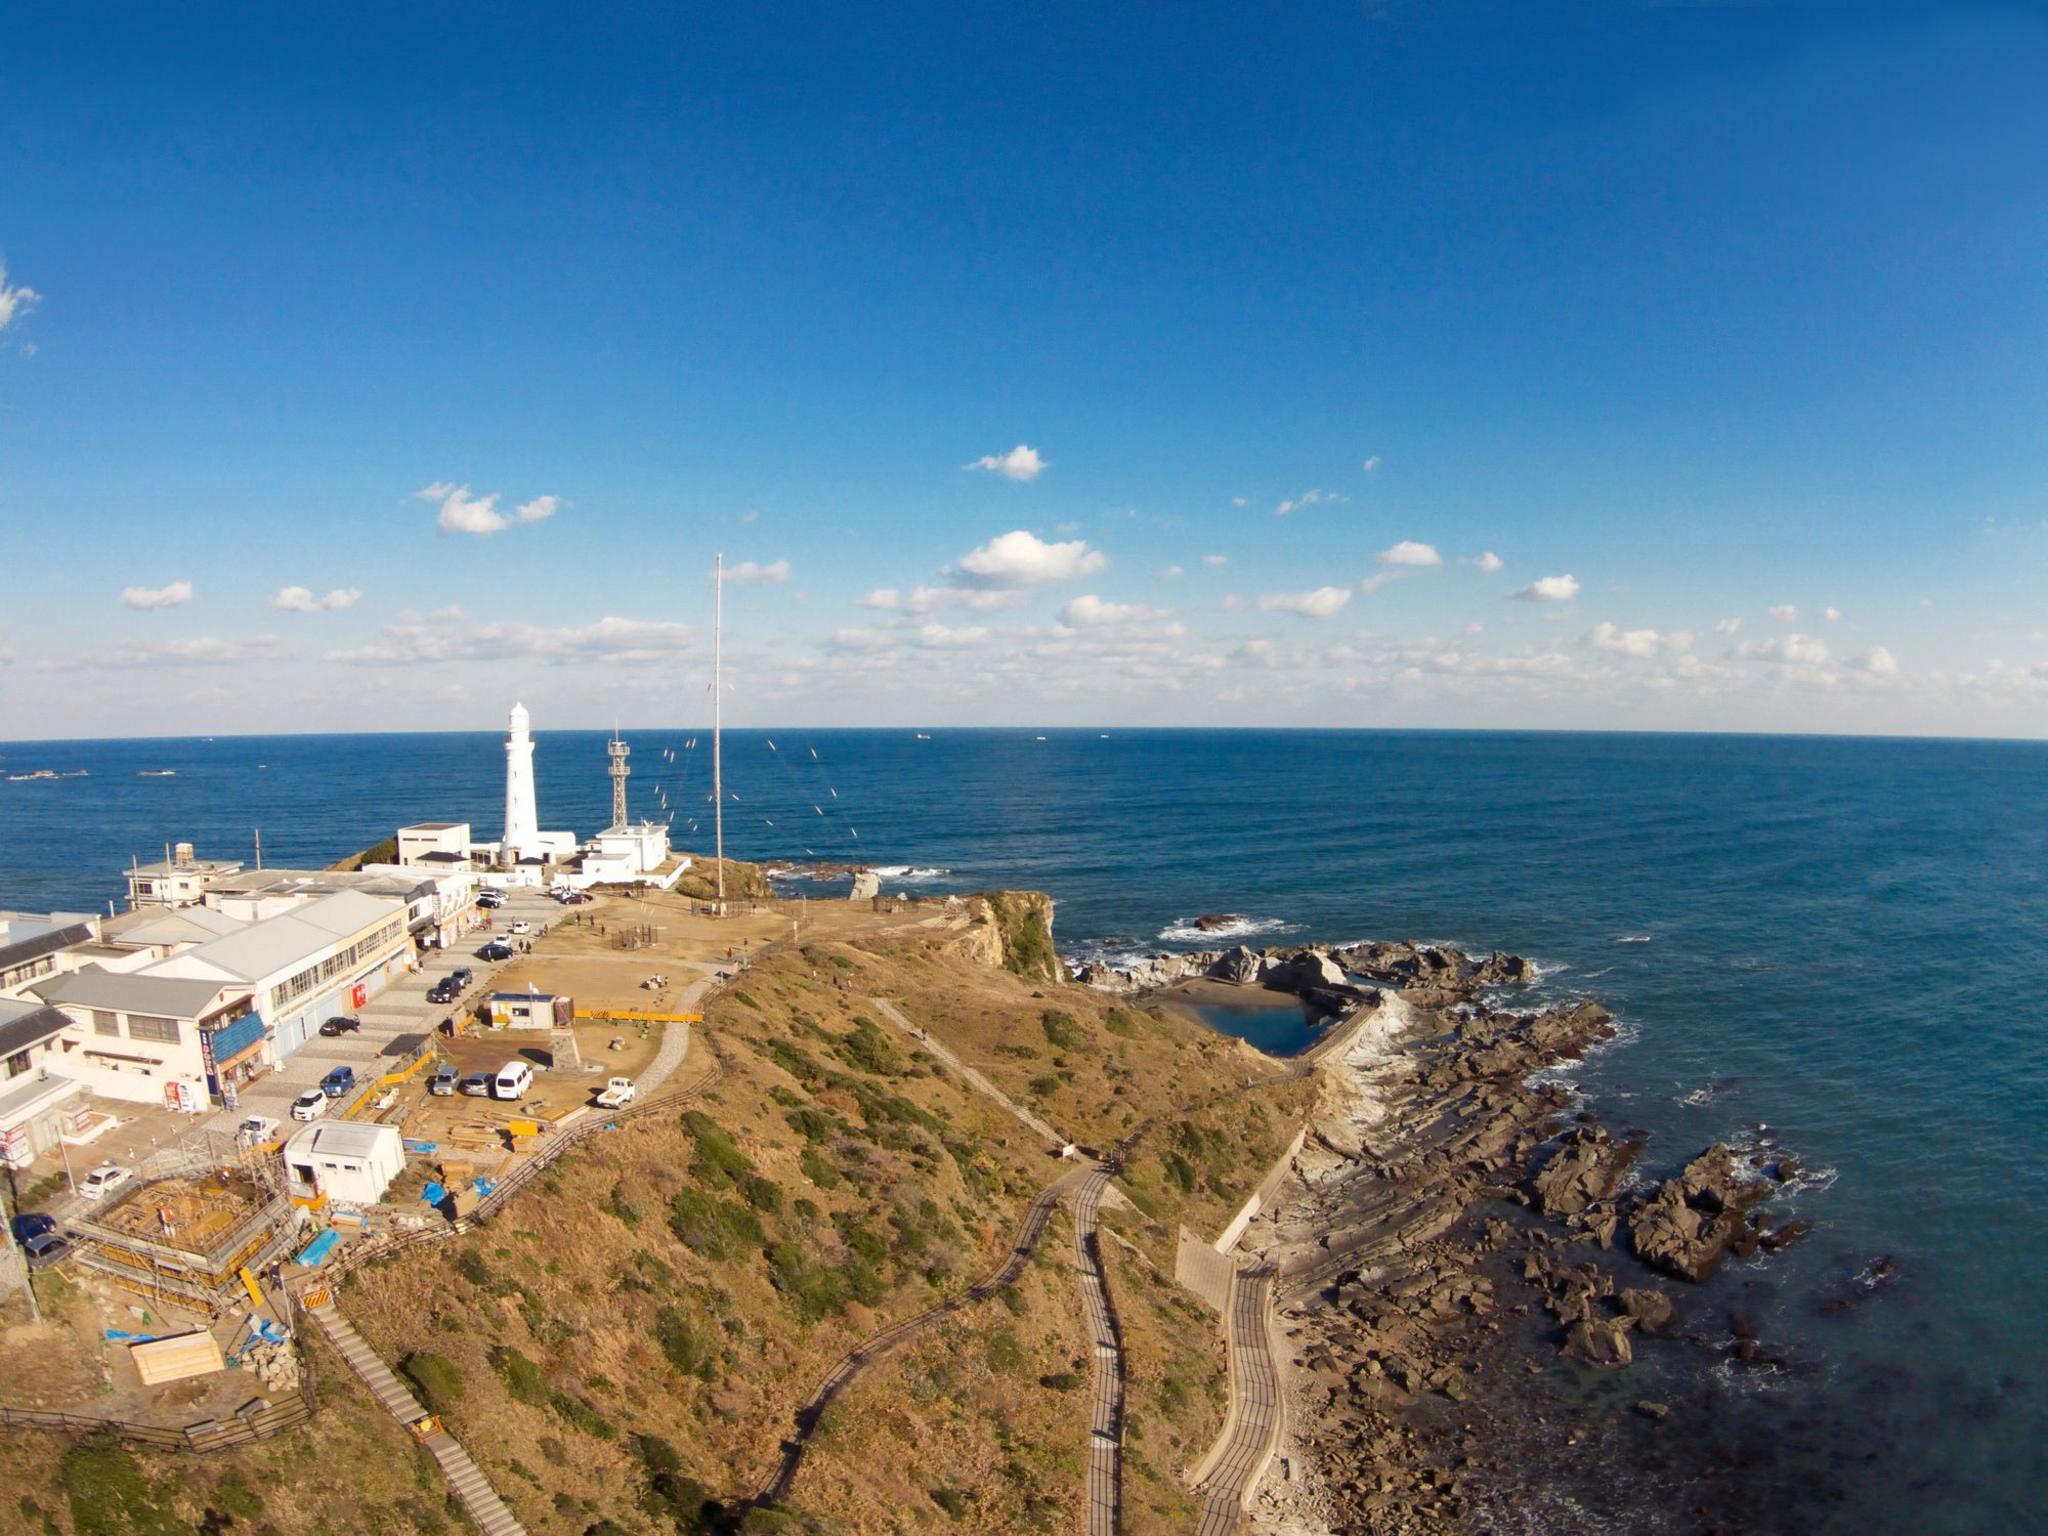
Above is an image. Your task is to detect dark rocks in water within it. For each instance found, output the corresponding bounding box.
[1629,1145,1772,1283]
[1620,1287,1679,1334]
[1530,1124,1637,1217]
[1774,1154,1803,1184]
[1191,913,1241,932]
[1563,1316,1636,1369]
[1759,1219,1812,1253]
[1634,1399,1672,1422]
[1206,944,1262,985]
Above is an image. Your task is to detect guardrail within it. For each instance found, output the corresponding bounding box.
[0,1365,316,1454]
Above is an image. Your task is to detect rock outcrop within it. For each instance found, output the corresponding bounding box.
[1628,1144,1769,1282]
[1529,1125,1637,1217]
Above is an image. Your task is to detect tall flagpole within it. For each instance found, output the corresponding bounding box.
[713,552,725,908]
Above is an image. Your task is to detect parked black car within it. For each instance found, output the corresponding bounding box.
[318,1016,361,1037]
[476,942,513,961]
[450,966,474,986]
[10,1212,56,1245]
[427,980,457,1004]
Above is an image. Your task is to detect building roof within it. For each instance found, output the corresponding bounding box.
[127,855,242,876]
[29,968,240,1021]
[107,907,248,948]
[0,1070,85,1128]
[403,822,465,832]
[284,1120,401,1160]
[168,890,404,983]
[0,999,74,1057]
[0,918,96,973]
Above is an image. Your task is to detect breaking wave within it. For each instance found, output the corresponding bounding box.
[1157,914,1293,944]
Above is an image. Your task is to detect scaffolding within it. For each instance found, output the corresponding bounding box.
[70,1170,299,1315]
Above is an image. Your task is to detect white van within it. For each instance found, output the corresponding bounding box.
[492,1060,534,1101]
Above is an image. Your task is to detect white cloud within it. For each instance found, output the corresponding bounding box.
[914,621,989,648]
[1359,571,1402,594]
[1257,586,1352,619]
[417,482,562,536]
[44,635,279,671]
[1715,616,1743,635]
[963,444,1046,482]
[1823,606,1842,622]
[727,559,791,586]
[1472,551,1503,574]
[1587,622,1693,658]
[330,615,695,667]
[272,585,363,613]
[1852,645,1898,675]
[1739,633,1830,666]
[120,580,194,610]
[514,494,559,525]
[955,529,1106,588]
[1157,565,1183,582]
[0,265,41,332]
[1377,540,1442,568]
[1514,574,1579,603]
[1231,496,1248,508]
[1769,603,1799,624]
[1202,554,1228,569]
[1274,488,1343,516]
[1361,455,1382,473]
[859,583,1023,614]
[1060,595,1166,629]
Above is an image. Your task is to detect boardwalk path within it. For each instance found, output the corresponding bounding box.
[308,1301,527,1536]
[755,1164,1088,1505]
[1072,1166,1125,1536]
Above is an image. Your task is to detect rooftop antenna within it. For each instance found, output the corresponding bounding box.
[607,727,631,830]
[713,552,725,909]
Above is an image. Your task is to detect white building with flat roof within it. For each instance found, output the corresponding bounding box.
[124,843,244,909]
[397,822,473,867]
[282,1120,405,1207]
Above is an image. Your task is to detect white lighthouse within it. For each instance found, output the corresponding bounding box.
[503,703,540,859]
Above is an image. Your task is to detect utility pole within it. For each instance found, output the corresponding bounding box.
[713,552,725,909]
[253,826,263,870]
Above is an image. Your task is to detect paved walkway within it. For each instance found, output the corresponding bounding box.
[1073,1166,1125,1536]
[1190,1268,1283,1536]
[307,1301,527,1536]
[866,996,1070,1150]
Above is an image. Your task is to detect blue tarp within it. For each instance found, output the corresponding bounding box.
[420,1181,446,1206]
[296,1229,342,1266]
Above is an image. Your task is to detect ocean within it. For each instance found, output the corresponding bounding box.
[3,726,2042,1532]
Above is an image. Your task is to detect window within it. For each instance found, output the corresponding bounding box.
[128,1015,181,1044]
[91,1010,120,1036]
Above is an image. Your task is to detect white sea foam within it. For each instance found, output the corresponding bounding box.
[1676,1082,1721,1108]
[870,865,951,882]
[1157,914,1293,943]
[1615,933,1653,944]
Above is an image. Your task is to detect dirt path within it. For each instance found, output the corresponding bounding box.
[866,995,1072,1150]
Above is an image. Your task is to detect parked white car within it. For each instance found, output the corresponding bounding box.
[290,1088,329,1121]
[238,1114,280,1142]
[595,1076,636,1109]
[80,1164,131,1200]
[509,920,532,935]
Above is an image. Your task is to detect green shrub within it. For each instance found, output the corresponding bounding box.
[1039,1010,1082,1050]
[1104,1008,1143,1039]
[550,1389,616,1440]
[985,1328,1026,1376]
[834,1017,904,1076]
[488,1345,550,1406]
[667,1188,765,1260]
[930,1487,970,1518]
[798,1147,841,1189]
[58,1437,185,1536]
[682,1110,754,1188]
[739,1174,784,1213]
[398,1351,465,1415]
[784,1106,840,1143]
[656,1305,717,1379]
[1039,1371,1082,1392]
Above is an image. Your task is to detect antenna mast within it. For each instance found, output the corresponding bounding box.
[713,552,725,907]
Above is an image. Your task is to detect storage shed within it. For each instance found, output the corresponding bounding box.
[282,1121,405,1206]
[486,991,571,1030]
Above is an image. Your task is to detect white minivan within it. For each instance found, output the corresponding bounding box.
[492,1060,534,1101]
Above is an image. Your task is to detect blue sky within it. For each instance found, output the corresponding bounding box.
[3,2,2047,737]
